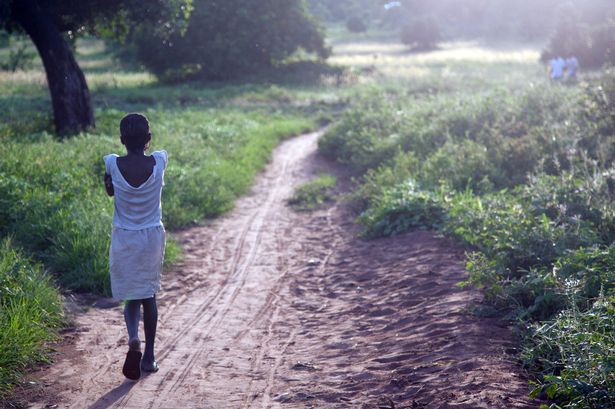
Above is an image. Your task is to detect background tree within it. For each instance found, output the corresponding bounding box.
[541,3,615,68]
[0,0,191,136]
[133,0,330,82]
[346,16,368,33]
[401,16,441,51]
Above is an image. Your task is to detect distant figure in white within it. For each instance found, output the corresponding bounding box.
[549,56,566,81]
[565,56,579,80]
[384,1,401,10]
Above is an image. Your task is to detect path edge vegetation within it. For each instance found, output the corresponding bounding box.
[318,72,615,408]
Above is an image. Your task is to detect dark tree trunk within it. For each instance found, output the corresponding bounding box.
[11,0,94,136]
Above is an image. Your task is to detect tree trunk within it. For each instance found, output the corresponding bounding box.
[11,0,95,136]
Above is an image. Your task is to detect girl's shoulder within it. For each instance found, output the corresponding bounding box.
[103,153,119,174]
[152,150,168,169]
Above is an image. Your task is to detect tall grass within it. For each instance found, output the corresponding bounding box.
[0,238,64,400]
[0,110,313,294]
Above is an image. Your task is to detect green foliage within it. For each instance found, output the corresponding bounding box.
[541,8,615,68]
[578,71,615,165]
[1,0,192,41]
[359,180,445,238]
[319,84,578,187]
[0,238,64,398]
[132,0,330,82]
[320,69,615,406]
[0,42,35,71]
[288,174,336,211]
[0,110,313,294]
[527,297,615,408]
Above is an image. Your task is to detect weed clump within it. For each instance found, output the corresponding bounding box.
[288,174,336,211]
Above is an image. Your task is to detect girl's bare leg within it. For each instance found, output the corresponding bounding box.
[124,300,141,349]
[141,296,158,370]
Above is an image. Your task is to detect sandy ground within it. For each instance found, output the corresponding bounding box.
[23,130,536,409]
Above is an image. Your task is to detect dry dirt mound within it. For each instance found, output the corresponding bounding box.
[24,130,535,408]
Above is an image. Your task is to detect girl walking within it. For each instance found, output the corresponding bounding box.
[104,113,167,380]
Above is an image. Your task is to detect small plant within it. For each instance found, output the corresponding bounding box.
[288,174,336,211]
[359,180,445,238]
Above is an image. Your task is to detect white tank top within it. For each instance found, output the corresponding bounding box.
[104,150,167,230]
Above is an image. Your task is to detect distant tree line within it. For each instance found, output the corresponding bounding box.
[309,0,614,41]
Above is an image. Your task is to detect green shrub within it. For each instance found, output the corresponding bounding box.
[0,238,64,397]
[359,180,446,238]
[578,71,615,165]
[541,12,615,68]
[419,139,494,193]
[288,174,336,211]
[526,297,615,408]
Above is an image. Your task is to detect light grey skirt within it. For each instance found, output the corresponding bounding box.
[109,225,165,301]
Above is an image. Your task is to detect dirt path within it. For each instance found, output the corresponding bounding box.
[26,130,536,409]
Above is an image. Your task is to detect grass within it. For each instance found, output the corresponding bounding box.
[0,238,64,403]
[288,174,337,211]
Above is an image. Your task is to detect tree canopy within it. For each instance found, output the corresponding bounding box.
[1,0,191,135]
[132,0,330,82]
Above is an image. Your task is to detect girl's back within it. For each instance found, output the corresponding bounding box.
[104,150,167,230]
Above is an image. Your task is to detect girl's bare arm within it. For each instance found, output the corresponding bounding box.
[104,173,114,196]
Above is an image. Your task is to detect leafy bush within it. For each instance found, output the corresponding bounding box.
[0,238,64,397]
[132,0,330,82]
[359,180,445,238]
[526,296,615,408]
[420,139,493,193]
[319,84,578,187]
[578,71,615,165]
[541,11,615,68]
[288,174,336,211]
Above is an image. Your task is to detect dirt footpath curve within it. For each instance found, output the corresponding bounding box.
[26,130,536,408]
